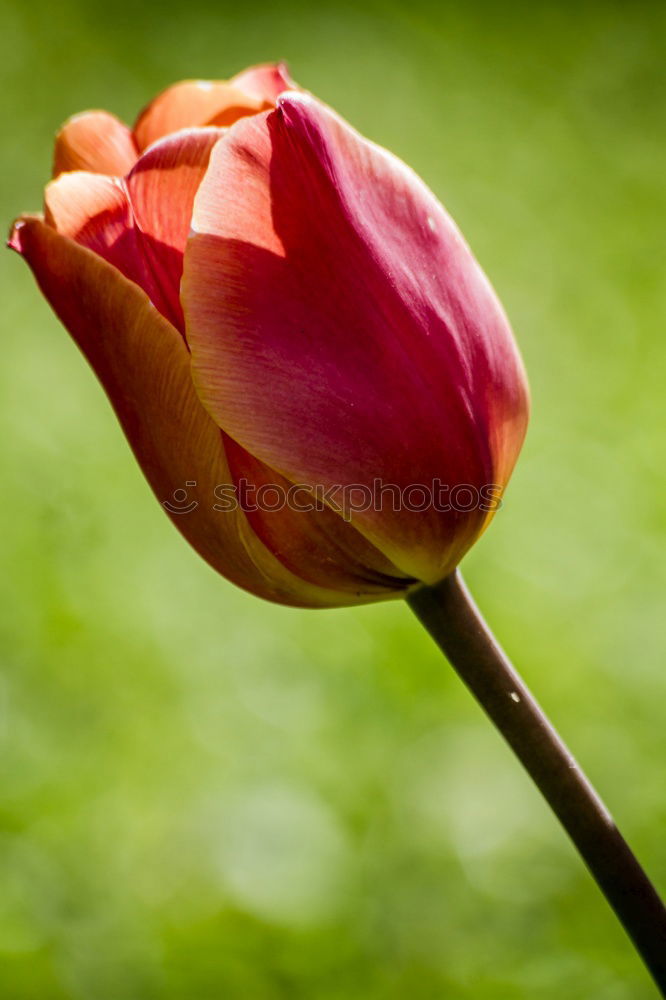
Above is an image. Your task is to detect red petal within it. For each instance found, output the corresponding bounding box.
[183,96,529,582]
[53,111,138,177]
[133,80,264,152]
[230,62,295,103]
[9,216,378,607]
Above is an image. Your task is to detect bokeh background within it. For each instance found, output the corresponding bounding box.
[1,0,665,996]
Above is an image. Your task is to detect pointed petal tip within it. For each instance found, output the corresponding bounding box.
[7,214,42,254]
[273,92,324,135]
[7,218,25,253]
[268,59,294,86]
[276,90,312,113]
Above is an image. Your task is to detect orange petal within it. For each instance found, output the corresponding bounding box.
[45,127,223,334]
[44,172,131,254]
[127,127,222,255]
[230,62,295,103]
[9,216,382,607]
[133,80,265,152]
[53,111,138,177]
[44,171,180,329]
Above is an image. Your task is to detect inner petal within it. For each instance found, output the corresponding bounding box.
[53,111,138,177]
[125,127,224,332]
[44,128,223,334]
[133,80,265,152]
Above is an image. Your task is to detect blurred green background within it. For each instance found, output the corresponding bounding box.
[1,0,665,996]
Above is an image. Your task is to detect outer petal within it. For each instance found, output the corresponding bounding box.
[45,128,223,332]
[53,111,138,177]
[133,81,264,152]
[183,95,529,583]
[8,216,388,608]
[230,62,295,103]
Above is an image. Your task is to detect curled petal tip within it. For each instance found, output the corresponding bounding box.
[273,92,326,139]
[8,214,41,253]
[8,219,25,253]
[276,90,312,114]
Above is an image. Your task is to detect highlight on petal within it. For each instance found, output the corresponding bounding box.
[53,111,138,177]
[133,80,265,152]
[9,216,391,608]
[44,172,131,262]
[183,95,529,583]
[230,62,295,103]
[44,128,223,333]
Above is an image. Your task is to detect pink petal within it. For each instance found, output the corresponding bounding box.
[183,95,529,582]
[230,62,295,103]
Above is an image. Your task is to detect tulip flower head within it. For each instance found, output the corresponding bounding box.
[9,63,529,607]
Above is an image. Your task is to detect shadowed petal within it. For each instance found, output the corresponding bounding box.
[224,433,413,592]
[183,95,528,582]
[8,216,384,607]
[53,110,138,177]
[133,80,264,152]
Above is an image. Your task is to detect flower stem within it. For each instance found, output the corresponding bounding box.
[407,570,666,994]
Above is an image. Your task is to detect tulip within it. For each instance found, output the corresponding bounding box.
[9,62,528,607]
[9,66,666,989]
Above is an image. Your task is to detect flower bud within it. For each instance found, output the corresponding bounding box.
[9,64,528,607]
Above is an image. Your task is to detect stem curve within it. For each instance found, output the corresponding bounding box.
[407,570,666,994]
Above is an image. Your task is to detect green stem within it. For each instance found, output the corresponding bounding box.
[407,570,666,995]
